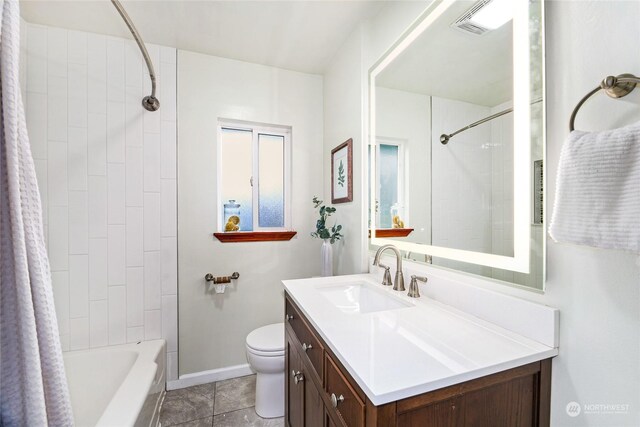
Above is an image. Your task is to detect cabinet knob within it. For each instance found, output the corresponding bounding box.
[330,393,344,408]
[285,314,294,321]
[291,370,304,384]
[302,343,313,352]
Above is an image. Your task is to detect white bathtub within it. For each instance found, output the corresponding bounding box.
[63,340,166,427]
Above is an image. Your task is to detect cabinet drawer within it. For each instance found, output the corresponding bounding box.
[325,354,365,427]
[285,298,324,381]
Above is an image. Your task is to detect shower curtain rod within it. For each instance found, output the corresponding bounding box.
[111,0,160,112]
[440,98,542,145]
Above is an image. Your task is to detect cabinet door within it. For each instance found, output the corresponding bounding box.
[304,371,324,427]
[326,411,339,427]
[397,397,460,427]
[287,334,304,427]
[460,375,535,427]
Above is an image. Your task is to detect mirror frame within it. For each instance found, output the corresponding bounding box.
[369,0,537,273]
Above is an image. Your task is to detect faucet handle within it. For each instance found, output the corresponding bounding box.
[408,275,428,298]
[378,263,393,286]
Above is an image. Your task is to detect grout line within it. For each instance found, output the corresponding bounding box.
[211,381,216,419]
[167,415,212,427]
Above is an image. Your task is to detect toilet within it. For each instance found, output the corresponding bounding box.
[246,323,285,418]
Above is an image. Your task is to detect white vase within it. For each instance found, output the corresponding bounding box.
[321,239,333,277]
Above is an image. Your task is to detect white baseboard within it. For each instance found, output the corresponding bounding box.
[166,363,255,390]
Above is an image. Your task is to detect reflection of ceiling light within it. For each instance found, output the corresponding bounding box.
[472,0,513,29]
[452,0,513,35]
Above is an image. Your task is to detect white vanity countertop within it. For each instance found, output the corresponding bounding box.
[282,274,558,406]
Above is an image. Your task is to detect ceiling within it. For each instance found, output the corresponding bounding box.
[20,0,389,75]
[376,1,513,107]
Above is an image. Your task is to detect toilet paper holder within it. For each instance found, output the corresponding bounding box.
[204,272,239,294]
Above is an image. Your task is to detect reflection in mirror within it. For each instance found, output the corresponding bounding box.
[369,0,544,290]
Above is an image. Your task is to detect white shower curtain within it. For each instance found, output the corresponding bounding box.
[0,0,74,425]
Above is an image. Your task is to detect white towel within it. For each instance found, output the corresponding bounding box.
[549,121,640,252]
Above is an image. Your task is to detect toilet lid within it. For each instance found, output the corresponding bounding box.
[246,323,284,353]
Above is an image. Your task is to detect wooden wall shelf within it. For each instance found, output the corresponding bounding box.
[213,231,297,243]
[368,228,414,238]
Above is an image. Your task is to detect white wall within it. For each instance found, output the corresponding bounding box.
[322,27,367,276]
[538,1,640,424]
[177,51,323,375]
[23,23,179,380]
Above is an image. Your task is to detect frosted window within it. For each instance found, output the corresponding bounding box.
[258,134,285,228]
[218,122,290,232]
[220,128,253,231]
[379,144,399,228]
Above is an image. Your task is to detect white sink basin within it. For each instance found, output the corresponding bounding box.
[317,282,412,314]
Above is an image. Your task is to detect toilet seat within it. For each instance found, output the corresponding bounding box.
[246,323,284,357]
[246,346,284,357]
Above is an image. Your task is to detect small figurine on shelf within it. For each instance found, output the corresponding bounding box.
[223,200,241,232]
[225,215,240,232]
[390,203,405,228]
[392,215,405,229]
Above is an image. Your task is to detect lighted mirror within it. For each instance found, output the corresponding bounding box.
[369,0,545,289]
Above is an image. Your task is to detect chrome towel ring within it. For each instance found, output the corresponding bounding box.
[569,73,640,131]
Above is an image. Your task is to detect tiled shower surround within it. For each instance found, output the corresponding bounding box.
[22,22,179,380]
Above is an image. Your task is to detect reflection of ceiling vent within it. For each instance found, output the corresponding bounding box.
[452,0,512,36]
[451,0,492,35]
[453,20,489,36]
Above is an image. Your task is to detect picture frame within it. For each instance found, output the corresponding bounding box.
[331,138,353,203]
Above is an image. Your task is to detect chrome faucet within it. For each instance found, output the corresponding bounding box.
[373,244,405,291]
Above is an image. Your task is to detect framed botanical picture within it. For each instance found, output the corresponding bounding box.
[331,138,353,203]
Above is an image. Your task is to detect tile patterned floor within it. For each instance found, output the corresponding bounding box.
[160,375,284,427]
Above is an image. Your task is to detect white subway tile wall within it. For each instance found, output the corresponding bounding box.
[431,97,493,277]
[89,299,108,347]
[24,23,178,380]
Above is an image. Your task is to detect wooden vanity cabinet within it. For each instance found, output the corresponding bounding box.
[284,293,552,427]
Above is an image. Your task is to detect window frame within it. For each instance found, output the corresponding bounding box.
[216,119,292,234]
[371,137,407,228]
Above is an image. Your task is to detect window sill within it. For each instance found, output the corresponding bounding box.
[368,228,414,238]
[213,231,297,243]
